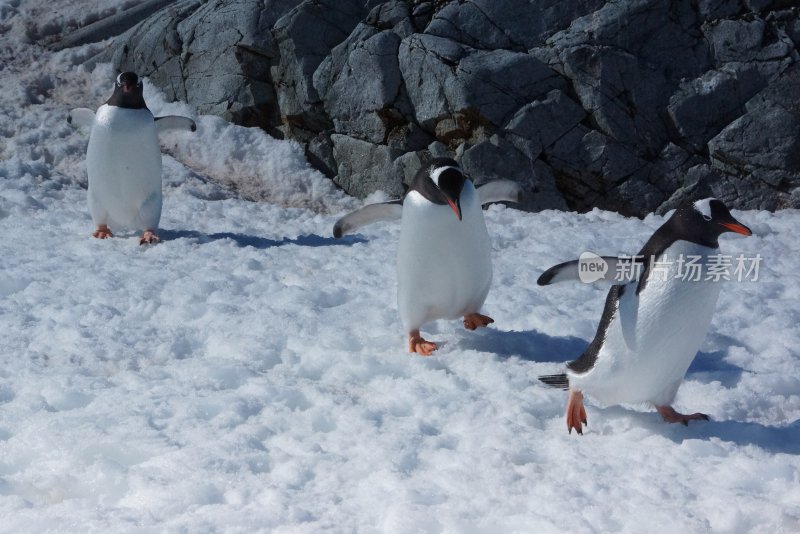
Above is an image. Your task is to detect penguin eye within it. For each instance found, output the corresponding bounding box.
[702,214,712,222]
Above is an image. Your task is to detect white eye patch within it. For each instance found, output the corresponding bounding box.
[116,73,141,87]
[693,198,714,220]
[430,166,460,187]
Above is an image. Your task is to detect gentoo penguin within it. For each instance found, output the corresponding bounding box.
[537,198,752,434]
[68,72,196,245]
[333,158,522,355]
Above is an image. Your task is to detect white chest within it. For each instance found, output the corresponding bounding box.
[396,183,493,329]
[86,105,162,229]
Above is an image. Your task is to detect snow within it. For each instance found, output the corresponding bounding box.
[1,2,800,532]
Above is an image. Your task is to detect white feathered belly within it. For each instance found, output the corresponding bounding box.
[87,105,162,230]
[397,184,492,332]
[570,242,723,406]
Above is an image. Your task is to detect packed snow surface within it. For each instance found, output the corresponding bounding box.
[1,2,799,532]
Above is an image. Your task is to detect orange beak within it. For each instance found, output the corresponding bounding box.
[446,198,462,220]
[720,222,752,236]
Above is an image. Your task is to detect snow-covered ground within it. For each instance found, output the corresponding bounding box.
[1,3,799,532]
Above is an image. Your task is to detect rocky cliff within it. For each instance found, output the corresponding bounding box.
[70,0,800,214]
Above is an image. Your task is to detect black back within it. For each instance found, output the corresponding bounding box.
[567,284,625,375]
[106,72,148,110]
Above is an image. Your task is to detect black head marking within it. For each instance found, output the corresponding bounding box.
[408,157,466,219]
[635,197,751,294]
[106,71,147,109]
[691,198,752,238]
[648,198,751,251]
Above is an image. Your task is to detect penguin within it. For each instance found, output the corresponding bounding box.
[68,72,196,245]
[537,198,752,434]
[333,158,523,355]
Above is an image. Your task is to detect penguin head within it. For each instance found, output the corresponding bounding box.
[428,158,466,220]
[692,198,752,236]
[671,198,752,246]
[107,72,147,109]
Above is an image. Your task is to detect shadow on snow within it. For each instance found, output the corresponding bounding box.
[463,331,746,387]
[692,418,800,454]
[652,414,800,455]
[463,329,792,453]
[159,229,366,249]
[686,350,746,387]
[458,327,586,363]
[588,406,800,454]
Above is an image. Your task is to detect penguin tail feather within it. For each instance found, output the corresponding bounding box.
[538,373,569,390]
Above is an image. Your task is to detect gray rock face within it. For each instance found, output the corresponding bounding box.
[708,63,800,208]
[84,0,800,214]
[271,0,383,135]
[314,2,415,146]
[667,66,768,153]
[426,0,605,51]
[400,35,565,132]
[103,0,299,133]
[504,89,585,161]
[330,133,405,198]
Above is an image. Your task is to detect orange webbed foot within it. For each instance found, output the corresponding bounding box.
[566,389,587,435]
[409,330,437,356]
[93,225,113,239]
[656,405,709,426]
[139,230,160,245]
[463,313,494,330]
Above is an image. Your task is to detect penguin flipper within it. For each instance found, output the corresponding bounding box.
[537,256,644,286]
[477,180,523,205]
[333,200,403,238]
[155,115,197,133]
[67,108,95,131]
